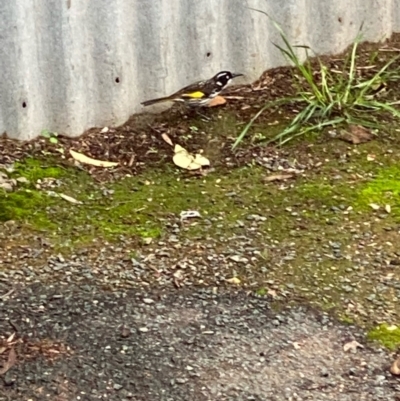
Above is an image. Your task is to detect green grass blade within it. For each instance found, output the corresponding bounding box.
[368,100,400,118]
[231,98,299,150]
[273,117,346,145]
[343,38,360,103]
[355,55,400,102]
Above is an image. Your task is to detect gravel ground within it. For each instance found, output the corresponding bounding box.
[1,217,400,323]
[2,36,400,400]
[0,282,399,401]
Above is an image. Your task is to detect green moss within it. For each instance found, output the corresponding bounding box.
[338,314,355,325]
[256,287,267,296]
[3,153,393,255]
[358,166,400,213]
[1,159,272,247]
[12,157,68,181]
[0,189,57,227]
[2,151,400,305]
[296,182,339,206]
[367,324,400,350]
[292,164,400,216]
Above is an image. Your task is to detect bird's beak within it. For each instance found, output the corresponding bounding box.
[232,73,244,78]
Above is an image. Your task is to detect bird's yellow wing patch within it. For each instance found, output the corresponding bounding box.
[183,91,205,99]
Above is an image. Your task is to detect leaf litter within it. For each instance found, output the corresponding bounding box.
[172,144,210,171]
[339,125,375,145]
[69,149,119,168]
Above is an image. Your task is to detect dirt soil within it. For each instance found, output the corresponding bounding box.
[1,35,400,400]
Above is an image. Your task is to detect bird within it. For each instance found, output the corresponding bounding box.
[141,71,243,107]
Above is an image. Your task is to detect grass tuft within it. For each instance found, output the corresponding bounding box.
[232,10,400,149]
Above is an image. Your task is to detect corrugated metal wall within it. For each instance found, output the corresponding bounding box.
[1,0,399,140]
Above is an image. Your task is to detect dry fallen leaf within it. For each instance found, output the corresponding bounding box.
[59,193,82,205]
[343,340,364,352]
[69,149,118,168]
[390,356,400,375]
[6,333,16,343]
[207,95,227,107]
[339,125,374,144]
[385,204,392,214]
[369,203,380,210]
[193,153,210,167]
[264,173,294,182]
[224,95,245,100]
[173,145,210,171]
[0,348,16,375]
[161,133,174,147]
[226,277,241,285]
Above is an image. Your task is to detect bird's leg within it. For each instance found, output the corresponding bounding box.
[193,107,212,122]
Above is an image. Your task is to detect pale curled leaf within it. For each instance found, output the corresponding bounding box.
[172,145,210,171]
[369,203,380,210]
[264,173,294,182]
[390,357,400,375]
[226,277,241,285]
[207,95,227,107]
[338,125,374,145]
[173,145,194,170]
[59,193,82,205]
[69,149,118,168]
[224,95,245,100]
[193,153,210,167]
[161,133,174,147]
[343,340,364,352]
[6,333,16,343]
[0,348,16,375]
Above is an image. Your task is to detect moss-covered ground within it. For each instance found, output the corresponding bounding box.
[2,37,400,351]
[2,136,400,340]
[3,138,399,245]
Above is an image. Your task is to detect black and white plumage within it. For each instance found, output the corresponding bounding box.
[141,71,243,107]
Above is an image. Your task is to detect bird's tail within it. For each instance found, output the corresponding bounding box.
[141,96,172,107]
